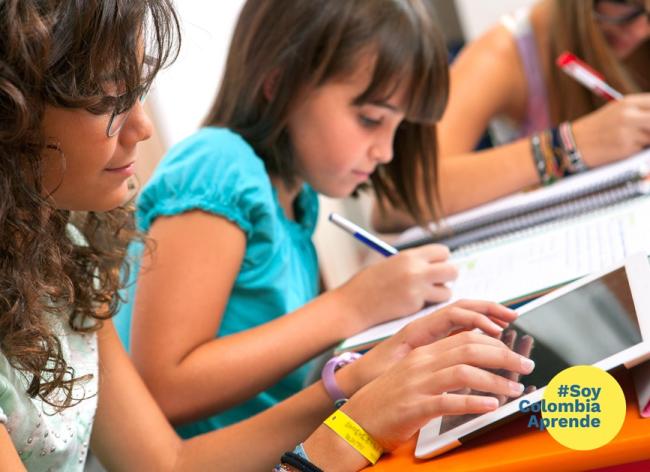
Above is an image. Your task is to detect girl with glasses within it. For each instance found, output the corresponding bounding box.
[374,0,650,231]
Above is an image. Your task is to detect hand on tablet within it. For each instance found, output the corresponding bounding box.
[438,329,537,432]
[497,329,537,403]
[340,300,519,395]
[340,328,536,451]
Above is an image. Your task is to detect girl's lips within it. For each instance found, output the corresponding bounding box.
[104,162,135,175]
[352,170,373,181]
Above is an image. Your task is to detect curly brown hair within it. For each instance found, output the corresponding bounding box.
[0,0,179,409]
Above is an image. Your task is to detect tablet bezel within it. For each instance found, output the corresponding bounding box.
[415,252,650,459]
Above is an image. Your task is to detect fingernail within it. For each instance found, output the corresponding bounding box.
[509,382,525,395]
[491,322,504,332]
[521,357,535,372]
[509,308,519,315]
[482,397,499,409]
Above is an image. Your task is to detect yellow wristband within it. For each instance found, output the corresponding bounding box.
[323,409,383,464]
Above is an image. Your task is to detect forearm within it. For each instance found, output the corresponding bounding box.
[173,379,341,471]
[142,289,360,424]
[93,320,363,472]
[303,423,369,472]
[373,138,538,233]
[439,138,537,215]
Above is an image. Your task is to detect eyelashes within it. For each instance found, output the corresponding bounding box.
[358,114,383,128]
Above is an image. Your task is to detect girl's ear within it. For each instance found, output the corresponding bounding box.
[263,69,281,101]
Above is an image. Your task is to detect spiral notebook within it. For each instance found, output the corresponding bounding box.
[398,149,650,251]
[338,197,650,353]
[337,150,650,354]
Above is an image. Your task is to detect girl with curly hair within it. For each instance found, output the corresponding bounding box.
[0,0,532,470]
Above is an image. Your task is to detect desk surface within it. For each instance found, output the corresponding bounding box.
[368,371,649,472]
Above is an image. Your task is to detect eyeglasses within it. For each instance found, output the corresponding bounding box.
[593,1,649,26]
[106,90,148,138]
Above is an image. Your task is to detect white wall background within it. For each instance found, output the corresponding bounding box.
[151,0,540,148]
[144,0,539,288]
[150,1,246,148]
[454,0,537,40]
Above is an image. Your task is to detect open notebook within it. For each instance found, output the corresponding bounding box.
[398,149,650,251]
[337,149,650,354]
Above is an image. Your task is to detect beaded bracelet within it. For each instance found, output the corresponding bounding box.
[559,121,588,174]
[550,126,568,175]
[539,129,560,182]
[530,133,551,186]
[531,123,588,185]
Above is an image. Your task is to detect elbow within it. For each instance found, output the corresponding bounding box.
[136,363,196,425]
[144,372,183,423]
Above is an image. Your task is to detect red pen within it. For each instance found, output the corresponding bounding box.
[556,51,623,101]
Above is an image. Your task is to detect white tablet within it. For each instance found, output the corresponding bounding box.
[415,251,650,459]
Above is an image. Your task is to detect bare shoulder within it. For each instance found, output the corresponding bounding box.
[460,23,520,63]
[438,23,528,151]
[451,23,525,96]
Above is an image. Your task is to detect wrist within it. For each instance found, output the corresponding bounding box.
[334,357,366,398]
[329,284,366,336]
[322,352,364,405]
[570,118,599,168]
[303,419,373,472]
[277,445,324,472]
[336,345,395,396]
[557,122,588,174]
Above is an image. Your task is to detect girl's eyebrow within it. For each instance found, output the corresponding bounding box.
[367,100,403,113]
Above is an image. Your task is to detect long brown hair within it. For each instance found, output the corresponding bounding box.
[547,0,650,123]
[0,0,179,408]
[204,0,449,224]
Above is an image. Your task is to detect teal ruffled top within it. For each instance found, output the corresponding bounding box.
[115,127,320,437]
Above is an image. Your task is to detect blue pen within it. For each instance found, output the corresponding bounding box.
[328,212,398,257]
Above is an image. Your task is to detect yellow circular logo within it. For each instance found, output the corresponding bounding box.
[540,365,625,450]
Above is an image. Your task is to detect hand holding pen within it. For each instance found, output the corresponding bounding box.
[328,213,459,334]
[557,51,650,167]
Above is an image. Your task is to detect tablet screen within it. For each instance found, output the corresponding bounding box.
[439,266,642,434]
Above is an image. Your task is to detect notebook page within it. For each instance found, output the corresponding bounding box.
[338,196,650,352]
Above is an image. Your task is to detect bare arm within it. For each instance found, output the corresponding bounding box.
[93,301,524,471]
[437,29,650,215]
[373,21,650,232]
[0,427,25,471]
[433,23,537,215]
[373,25,534,231]
[131,210,359,424]
[91,320,350,471]
[3,300,520,471]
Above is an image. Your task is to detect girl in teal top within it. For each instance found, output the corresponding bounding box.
[1,0,530,469]
[119,126,322,435]
[116,0,510,439]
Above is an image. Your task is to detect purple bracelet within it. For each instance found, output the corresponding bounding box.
[321,352,362,405]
